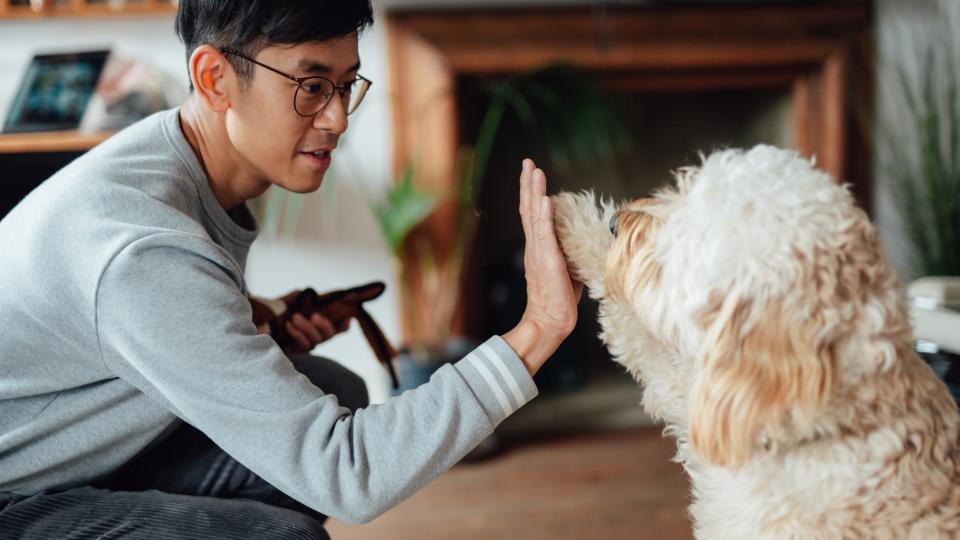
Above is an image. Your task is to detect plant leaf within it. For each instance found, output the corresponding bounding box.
[371,163,436,256]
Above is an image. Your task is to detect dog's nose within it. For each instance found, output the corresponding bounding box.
[609,212,619,237]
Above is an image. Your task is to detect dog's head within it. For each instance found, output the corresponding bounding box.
[556,145,912,469]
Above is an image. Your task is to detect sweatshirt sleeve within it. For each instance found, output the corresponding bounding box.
[95,233,538,523]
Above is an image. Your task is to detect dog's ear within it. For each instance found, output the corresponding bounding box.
[688,292,836,469]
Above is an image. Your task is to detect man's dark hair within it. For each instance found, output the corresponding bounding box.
[175,0,374,88]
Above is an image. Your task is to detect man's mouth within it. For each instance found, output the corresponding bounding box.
[299,147,334,171]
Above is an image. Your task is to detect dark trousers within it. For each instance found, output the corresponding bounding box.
[0,355,370,539]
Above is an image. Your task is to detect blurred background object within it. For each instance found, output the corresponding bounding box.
[1,48,184,134]
[83,52,186,130]
[909,276,960,404]
[2,49,109,133]
[876,0,959,279]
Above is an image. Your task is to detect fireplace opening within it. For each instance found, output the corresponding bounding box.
[459,77,795,397]
[387,3,871,432]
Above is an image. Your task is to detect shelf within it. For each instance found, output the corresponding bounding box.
[0,0,176,19]
[0,130,115,154]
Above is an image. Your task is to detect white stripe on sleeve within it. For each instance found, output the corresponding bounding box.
[466,352,513,416]
[477,343,525,407]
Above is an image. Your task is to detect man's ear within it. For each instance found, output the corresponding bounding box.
[688,292,836,469]
[188,44,232,113]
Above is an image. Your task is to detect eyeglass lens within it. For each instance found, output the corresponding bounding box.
[295,77,370,116]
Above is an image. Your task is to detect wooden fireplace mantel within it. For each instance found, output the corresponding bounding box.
[385,2,873,338]
[387,2,872,204]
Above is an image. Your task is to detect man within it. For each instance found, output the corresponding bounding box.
[0,1,582,538]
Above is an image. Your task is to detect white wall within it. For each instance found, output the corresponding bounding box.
[0,9,400,402]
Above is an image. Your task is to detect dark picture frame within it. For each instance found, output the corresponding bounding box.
[3,50,111,134]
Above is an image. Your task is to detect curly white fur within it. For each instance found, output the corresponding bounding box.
[553,145,960,539]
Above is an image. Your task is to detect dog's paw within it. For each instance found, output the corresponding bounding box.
[552,190,615,296]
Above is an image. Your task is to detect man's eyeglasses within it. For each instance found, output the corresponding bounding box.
[219,48,372,117]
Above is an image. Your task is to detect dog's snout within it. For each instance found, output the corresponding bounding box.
[609,212,619,237]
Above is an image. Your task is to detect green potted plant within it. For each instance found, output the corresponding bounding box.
[370,64,631,393]
[881,9,960,277]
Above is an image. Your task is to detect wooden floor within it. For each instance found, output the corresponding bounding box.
[326,427,693,540]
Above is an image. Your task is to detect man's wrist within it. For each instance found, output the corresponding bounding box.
[501,319,566,376]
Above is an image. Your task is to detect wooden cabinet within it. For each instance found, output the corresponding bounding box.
[0,0,176,19]
[0,130,113,218]
[0,130,113,154]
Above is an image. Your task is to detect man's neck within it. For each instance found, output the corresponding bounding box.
[178,98,270,211]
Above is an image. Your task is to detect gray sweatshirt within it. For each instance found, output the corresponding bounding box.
[0,108,537,523]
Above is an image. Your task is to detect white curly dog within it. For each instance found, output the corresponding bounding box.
[551,145,960,539]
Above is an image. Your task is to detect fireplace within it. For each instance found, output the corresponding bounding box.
[386,2,873,392]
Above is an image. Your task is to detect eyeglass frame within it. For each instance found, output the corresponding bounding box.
[218,47,372,117]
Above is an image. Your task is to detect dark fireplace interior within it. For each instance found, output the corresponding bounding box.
[458,75,794,393]
[384,3,870,434]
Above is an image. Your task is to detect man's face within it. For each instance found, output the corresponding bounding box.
[224,34,360,194]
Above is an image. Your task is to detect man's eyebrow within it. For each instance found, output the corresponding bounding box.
[295,59,362,75]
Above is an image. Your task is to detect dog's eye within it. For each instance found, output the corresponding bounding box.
[609,213,619,237]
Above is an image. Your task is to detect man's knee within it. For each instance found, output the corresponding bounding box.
[287,355,369,412]
[336,365,370,412]
[1,488,331,540]
[273,510,331,540]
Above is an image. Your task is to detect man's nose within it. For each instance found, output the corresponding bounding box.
[313,96,348,134]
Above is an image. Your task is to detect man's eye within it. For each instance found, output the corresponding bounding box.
[302,84,331,98]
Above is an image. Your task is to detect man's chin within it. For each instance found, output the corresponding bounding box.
[289,154,330,192]
[287,175,325,194]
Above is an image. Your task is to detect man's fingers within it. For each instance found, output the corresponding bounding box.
[523,164,549,242]
[530,170,549,236]
[286,321,310,351]
[519,159,531,210]
[310,313,336,338]
[289,313,322,343]
[284,312,345,355]
[531,168,547,199]
[532,195,574,277]
[533,196,560,252]
[519,159,535,239]
[538,195,553,239]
